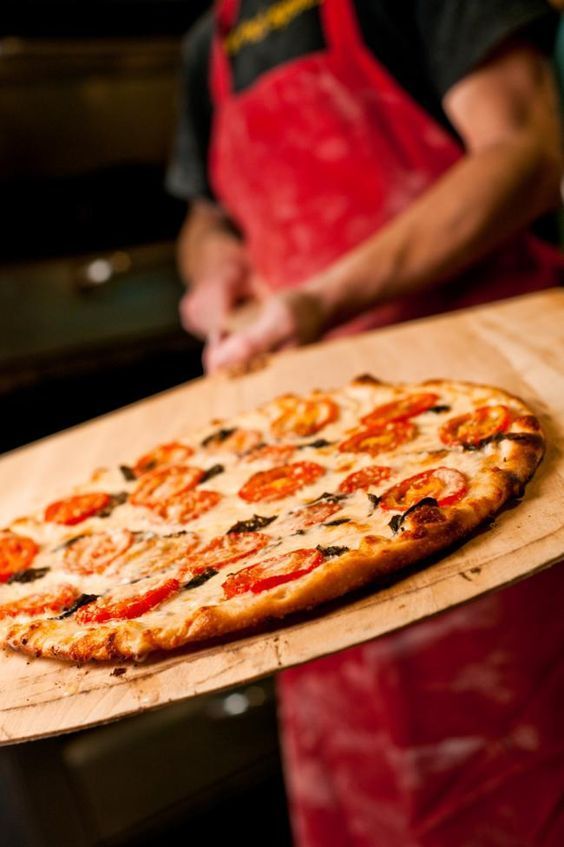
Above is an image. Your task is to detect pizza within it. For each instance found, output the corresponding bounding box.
[0,376,544,662]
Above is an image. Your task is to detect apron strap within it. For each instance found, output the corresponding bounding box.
[321,0,365,57]
[210,0,240,102]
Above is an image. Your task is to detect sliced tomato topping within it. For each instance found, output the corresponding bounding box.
[130,465,204,510]
[271,396,339,438]
[223,548,324,598]
[338,465,392,494]
[75,578,179,625]
[182,532,269,578]
[380,467,468,511]
[275,501,342,533]
[45,493,111,526]
[361,393,439,426]
[339,421,416,456]
[205,428,263,455]
[243,444,296,465]
[0,531,39,583]
[162,489,222,523]
[440,405,511,447]
[133,441,194,477]
[64,529,134,575]
[0,584,79,621]
[239,461,325,503]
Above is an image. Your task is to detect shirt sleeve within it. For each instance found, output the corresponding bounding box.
[416,0,559,98]
[166,11,215,202]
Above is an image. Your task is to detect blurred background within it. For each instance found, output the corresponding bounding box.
[0,2,291,845]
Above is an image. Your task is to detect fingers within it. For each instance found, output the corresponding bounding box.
[204,296,297,374]
[179,278,232,339]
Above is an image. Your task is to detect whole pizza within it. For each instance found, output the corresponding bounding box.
[0,376,544,662]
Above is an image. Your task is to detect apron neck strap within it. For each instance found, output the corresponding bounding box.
[320,0,365,56]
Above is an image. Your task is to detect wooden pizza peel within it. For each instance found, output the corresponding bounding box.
[0,288,563,745]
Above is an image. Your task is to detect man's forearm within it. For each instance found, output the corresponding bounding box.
[306,136,561,326]
[177,200,242,287]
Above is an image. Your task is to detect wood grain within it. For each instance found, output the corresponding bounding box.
[1,289,563,745]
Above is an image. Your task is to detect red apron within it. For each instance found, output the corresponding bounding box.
[209,1,564,843]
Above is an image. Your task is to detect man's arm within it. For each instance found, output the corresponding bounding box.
[206,42,562,372]
[177,200,253,342]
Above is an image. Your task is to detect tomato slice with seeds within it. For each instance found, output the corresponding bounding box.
[182,532,269,578]
[0,531,39,583]
[275,501,342,533]
[162,490,222,523]
[239,462,325,503]
[133,442,194,477]
[130,465,204,510]
[243,444,296,465]
[339,421,416,456]
[223,548,324,598]
[45,493,111,526]
[440,405,511,447]
[380,467,468,511]
[271,396,339,438]
[338,465,392,494]
[361,393,439,426]
[75,578,179,625]
[64,529,134,575]
[0,584,79,621]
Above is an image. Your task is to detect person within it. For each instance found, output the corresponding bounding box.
[167,2,564,844]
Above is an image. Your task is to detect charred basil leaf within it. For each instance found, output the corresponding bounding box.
[57,593,99,619]
[428,405,451,414]
[367,493,381,510]
[119,464,137,482]
[184,568,218,590]
[7,567,50,585]
[323,517,351,527]
[317,544,350,559]
[201,427,236,448]
[227,514,277,534]
[310,492,348,505]
[298,439,334,449]
[200,464,225,484]
[389,497,439,533]
[98,492,128,518]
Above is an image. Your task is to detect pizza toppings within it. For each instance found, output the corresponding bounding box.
[0,584,79,621]
[380,467,468,511]
[223,548,324,597]
[271,396,339,438]
[243,444,296,465]
[227,514,277,534]
[74,578,180,624]
[339,421,416,456]
[338,466,392,494]
[161,490,222,524]
[183,532,269,576]
[203,428,263,455]
[130,465,204,511]
[440,405,511,448]
[45,493,112,526]
[0,531,39,583]
[239,462,325,503]
[275,501,342,533]
[316,544,350,558]
[183,568,218,590]
[63,529,134,575]
[361,393,439,426]
[199,464,225,483]
[133,442,194,477]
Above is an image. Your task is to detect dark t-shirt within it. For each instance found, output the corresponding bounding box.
[166,0,557,202]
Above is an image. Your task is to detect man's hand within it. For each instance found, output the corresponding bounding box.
[177,200,261,341]
[204,289,326,373]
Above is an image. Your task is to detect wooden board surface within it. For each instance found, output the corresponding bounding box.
[1,289,563,745]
